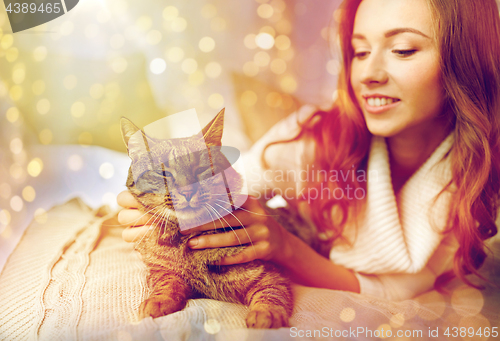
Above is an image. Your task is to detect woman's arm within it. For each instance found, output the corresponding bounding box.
[281,232,361,292]
[185,196,360,293]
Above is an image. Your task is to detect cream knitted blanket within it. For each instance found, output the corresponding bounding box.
[0,198,499,341]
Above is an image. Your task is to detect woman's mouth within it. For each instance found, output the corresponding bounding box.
[363,96,401,114]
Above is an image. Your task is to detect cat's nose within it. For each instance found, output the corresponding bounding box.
[179,185,197,201]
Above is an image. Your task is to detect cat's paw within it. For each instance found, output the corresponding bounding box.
[139,297,186,319]
[245,307,289,329]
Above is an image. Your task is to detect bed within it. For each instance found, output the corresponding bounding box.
[1,0,500,339]
[0,145,499,341]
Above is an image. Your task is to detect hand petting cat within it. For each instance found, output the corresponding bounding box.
[117,191,294,267]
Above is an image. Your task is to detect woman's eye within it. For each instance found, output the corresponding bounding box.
[393,49,417,57]
[354,51,369,59]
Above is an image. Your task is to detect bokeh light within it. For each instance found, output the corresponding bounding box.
[10,138,23,154]
[270,58,287,74]
[275,35,291,50]
[10,196,23,212]
[71,101,86,118]
[146,30,162,45]
[244,34,257,49]
[280,75,297,93]
[255,33,274,50]
[34,208,48,224]
[27,158,43,177]
[39,129,53,145]
[9,85,23,101]
[199,37,216,53]
[205,62,221,79]
[6,47,19,63]
[150,58,167,74]
[102,192,117,207]
[99,162,115,179]
[376,324,392,339]
[171,17,187,32]
[254,51,270,67]
[0,210,11,227]
[166,46,185,63]
[36,98,50,115]
[451,286,484,317]
[415,291,446,321]
[22,186,36,202]
[181,59,198,74]
[203,319,221,334]
[208,93,224,109]
[67,154,84,171]
[339,307,356,322]
[241,91,258,107]
[257,4,274,19]
[110,57,128,74]
[163,6,179,20]
[6,107,19,123]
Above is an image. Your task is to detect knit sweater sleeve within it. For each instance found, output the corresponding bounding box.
[353,232,459,301]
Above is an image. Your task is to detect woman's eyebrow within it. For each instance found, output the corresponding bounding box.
[352,28,430,41]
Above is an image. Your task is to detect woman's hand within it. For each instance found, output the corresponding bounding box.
[116,191,293,266]
[117,190,152,243]
[185,196,293,266]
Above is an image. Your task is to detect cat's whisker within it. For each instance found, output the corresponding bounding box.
[203,205,217,230]
[205,203,245,248]
[212,199,277,218]
[204,204,226,234]
[212,202,256,255]
[134,203,169,244]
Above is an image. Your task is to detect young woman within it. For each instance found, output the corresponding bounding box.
[117,0,500,301]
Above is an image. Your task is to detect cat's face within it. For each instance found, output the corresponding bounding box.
[121,109,244,232]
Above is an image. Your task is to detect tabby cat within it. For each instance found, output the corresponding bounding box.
[120,109,293,328]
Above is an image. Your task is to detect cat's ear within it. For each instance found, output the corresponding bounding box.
[120,117,154,159]
[202,108,224,146]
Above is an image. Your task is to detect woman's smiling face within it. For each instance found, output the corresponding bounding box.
[350,0,447,138]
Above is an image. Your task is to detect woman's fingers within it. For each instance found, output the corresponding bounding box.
[188,224,269,249]
[117,190,139,209]
[117,209,153,226]
[218,242,271,265]
[122,225,150,243]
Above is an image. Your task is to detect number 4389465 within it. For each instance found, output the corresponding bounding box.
[444,326,498,338]
[6,2,62,14]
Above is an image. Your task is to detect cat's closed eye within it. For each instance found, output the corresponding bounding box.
[194,167,211,179]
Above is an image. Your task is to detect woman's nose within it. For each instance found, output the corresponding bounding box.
[360,53,389,85]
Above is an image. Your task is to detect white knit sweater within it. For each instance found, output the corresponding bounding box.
[243,105,460,301]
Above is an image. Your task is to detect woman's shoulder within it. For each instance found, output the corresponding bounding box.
[241,104,319,195]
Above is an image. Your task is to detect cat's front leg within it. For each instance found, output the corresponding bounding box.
[244,272,293,328]
[139,269,193,319]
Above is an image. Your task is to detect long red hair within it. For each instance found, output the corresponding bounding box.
[265,0,500,290]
